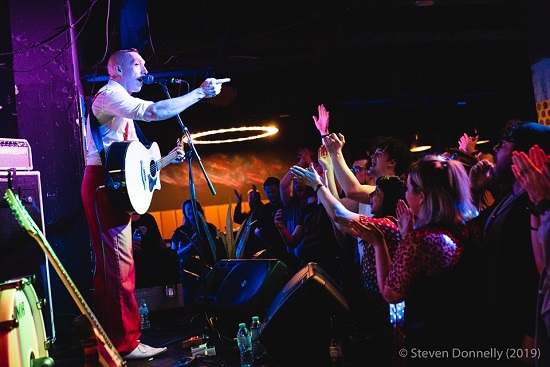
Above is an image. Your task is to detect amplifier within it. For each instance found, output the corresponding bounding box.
[0,170,56,343]
[0,138,33,170]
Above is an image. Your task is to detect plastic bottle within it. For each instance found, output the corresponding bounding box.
[250,316,267,360]
[139,299,150,330]
[329,315,343,367]
[236,322,254,367]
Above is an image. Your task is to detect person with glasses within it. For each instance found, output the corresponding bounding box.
[470,120,550,366]
[511,144,550,367]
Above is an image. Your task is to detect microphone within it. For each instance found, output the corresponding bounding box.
[142,75,187,85]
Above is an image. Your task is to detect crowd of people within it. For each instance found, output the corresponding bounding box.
[82,48,550,366]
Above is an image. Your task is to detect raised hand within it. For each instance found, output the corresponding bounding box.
[396,199,414,237]
[318,145,331,170]
[297,147,313,167]
[233,189,243,204]
[289,164,322,188]
[469,159,494,193]
[458,133,478,154]
[312,104,330,135]
[323,132,345,156]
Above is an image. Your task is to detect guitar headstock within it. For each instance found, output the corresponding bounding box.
[3,188,39,236]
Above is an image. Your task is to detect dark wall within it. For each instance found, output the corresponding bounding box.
[7,0,94,340]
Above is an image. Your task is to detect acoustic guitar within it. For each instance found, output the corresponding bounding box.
[105,139,184,214]
[4,188,126,366]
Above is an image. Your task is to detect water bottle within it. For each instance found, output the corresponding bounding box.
[250,316,267,360]
[236,322,254,367]
[139,299,150,330]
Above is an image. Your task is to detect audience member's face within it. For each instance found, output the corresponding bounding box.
[293,179,307,199]
[405,175,423,217]
[369,149,395,179]
[248,191,262,209]
[263,184,280,204]
[352,159,372,185]
[183,203,196,225]
[369,187,385,215]
[493,139,515,184]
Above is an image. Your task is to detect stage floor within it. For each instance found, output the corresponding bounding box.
[47,305,245,367]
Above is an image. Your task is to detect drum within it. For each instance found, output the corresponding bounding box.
[0,277,50,367]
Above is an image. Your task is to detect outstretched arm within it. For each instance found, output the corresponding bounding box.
[289,165,360,232]
[144,78,230,121]
[323,133,374,203]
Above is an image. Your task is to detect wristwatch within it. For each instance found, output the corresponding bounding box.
[535,199,550,216]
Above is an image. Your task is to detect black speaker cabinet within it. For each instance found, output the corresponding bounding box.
[0,170,55,343]
[196,259,292,327]
[260,262,351,365]
[0,171,45,280]
[134,248,180,289]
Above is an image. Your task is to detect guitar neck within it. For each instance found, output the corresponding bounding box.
[4,189,125,366]
[156,148,180,171]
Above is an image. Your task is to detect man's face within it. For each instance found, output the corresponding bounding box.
[264,184,280,204]
[493,139,515,184]
[121,51,148,94]
[351,158,372,185]
[369,149,395,179]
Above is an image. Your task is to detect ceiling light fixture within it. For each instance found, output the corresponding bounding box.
[183,126,279,145]
[473,128,490,145]
[410,133,432,153]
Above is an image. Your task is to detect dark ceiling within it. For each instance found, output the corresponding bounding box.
[71,0,538,155]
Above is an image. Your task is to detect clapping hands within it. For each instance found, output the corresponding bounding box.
[458,133,479,154]
[396,199,414,237]
[348,220,385,247]
[511,144,550,204]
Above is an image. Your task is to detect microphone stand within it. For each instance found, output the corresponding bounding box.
[158,84,220,334]
[159,83,217,245]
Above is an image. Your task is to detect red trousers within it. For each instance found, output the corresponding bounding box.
[81,165,140,355]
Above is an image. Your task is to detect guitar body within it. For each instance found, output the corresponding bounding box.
[106,141,162,215]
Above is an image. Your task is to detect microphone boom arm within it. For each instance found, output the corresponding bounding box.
[158,83,216,197]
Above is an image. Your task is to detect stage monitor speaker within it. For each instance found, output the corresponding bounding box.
[259,262,352,365]
[196,259,292,325]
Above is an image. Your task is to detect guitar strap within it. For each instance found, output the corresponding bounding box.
[88,107,150,189]
[88,111,118,189]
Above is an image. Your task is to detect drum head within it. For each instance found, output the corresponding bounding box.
[0,277,48,367]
